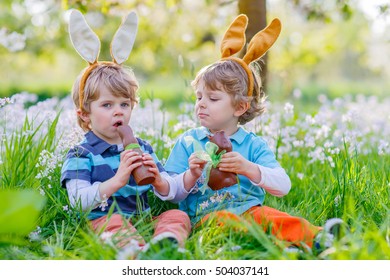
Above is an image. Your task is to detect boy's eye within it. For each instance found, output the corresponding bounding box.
[121,103,130,107]
[103,103,111,108]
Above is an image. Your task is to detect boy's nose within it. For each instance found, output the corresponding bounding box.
[198,99,206,108]
[113,105,124,115]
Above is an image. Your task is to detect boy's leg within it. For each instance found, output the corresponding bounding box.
[199,210,242,227]
[244,206,321,248]
[153,209,191,247]
[90,213,146,248]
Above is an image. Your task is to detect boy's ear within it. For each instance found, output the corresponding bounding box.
[234,101,250,117]
[77,109,90,123]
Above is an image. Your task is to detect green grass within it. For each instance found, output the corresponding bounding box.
[0,104,389,260]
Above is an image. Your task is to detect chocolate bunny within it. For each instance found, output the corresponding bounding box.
[207,131,237,191]
[117,125,156,186]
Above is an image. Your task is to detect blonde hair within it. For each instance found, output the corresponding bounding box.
[191,60,266,125]
[71,63,139,131]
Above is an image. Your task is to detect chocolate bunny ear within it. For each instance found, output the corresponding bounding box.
[68,9,100,65]
[110,11,138,64]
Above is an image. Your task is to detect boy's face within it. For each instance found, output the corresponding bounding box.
[79,85,133,144]
[194,80,245,135]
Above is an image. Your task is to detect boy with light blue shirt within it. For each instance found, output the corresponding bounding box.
[165,14,345,251]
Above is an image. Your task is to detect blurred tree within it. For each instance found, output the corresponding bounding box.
[238,0,269,88]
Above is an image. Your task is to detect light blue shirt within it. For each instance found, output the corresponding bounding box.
[164,126,281,224]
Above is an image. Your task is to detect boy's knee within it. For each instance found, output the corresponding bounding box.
[161,209,191,228]
[176,209,191,222]
[165,209,188,218]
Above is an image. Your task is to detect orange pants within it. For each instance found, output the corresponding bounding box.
[90,209,191,248]
[200,206,321,248]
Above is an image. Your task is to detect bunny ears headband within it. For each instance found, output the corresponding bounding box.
[68,10,138,111]
[220,14,281,96]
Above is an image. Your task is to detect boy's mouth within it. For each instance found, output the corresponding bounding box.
[113,121,123,127]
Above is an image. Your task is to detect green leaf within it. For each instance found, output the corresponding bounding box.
[0,189,46,235]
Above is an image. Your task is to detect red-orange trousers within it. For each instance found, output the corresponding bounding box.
[90,209,191,248]
[200,206,321,248]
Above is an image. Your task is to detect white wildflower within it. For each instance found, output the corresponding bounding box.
[6,31,26,52]
[100,231,115,247]
[334,195,341,207]
[28,226,42,242]
[318,94,328,103]
[378,140,390,155]
[283,102,294,120]
[99,194,109,211]
[0,28,26,52]
[0,97,13,107]
[35,150,62,179]
[231,245,242,252]
[199,200,209,210]
[292,88,302,99]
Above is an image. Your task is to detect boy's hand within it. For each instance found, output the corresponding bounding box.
[188,153,207,179]
[142,154,169,195]
[141,153,161,182]
[182,153,207,192]
[218,152,261,182]
[116,150,143,186]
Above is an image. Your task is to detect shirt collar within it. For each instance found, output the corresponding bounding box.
[85,131,119,154]
[196,126,249,145]
[195,126,211,140]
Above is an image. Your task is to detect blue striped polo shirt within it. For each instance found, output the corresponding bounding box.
[61,131,165,220]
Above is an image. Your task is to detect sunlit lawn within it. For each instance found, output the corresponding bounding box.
[0,91,389,260]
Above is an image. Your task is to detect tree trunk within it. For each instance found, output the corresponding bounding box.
[238,0,268,90]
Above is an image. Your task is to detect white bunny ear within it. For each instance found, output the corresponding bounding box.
[110,11,138,64]
[69,9,100,64]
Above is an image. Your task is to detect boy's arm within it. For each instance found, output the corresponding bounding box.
[218,136,291,197]
[219,152,291,197]
[150,172,170,197]
[65,179,102,210]
[151,171,195,203]
[165,172,195,203]
[164,130,204,202]
[246,137,291,196]
[152,172,178,201]
[166,153,207,203]
[249,166,291,197]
